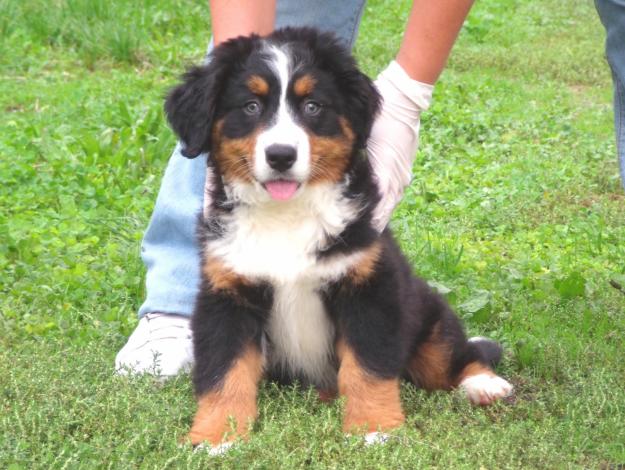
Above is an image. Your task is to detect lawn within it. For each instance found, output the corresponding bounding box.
[1,0,624,468]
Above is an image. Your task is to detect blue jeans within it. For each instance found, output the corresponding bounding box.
[596,0,625,189]
[138,0,367,317]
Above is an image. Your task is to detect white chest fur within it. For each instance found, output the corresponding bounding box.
[205,183,363,386]
[208,183,362,282]
[266,280,336,387]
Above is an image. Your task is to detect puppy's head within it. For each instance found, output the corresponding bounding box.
[165,27,380,201]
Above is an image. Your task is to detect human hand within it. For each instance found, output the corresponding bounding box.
[368,61,434,231]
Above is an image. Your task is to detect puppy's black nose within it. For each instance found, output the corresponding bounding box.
[266,144,296,172]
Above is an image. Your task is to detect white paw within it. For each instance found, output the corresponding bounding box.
[194,441,234,456]
[364,432,390,445]
[467,336,489,343]
[460,373,513,405]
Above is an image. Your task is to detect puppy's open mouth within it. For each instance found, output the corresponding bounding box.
[263,180,300,201]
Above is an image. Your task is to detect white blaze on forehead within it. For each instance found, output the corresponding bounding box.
[269,45,290,103]
[254,44,310,183]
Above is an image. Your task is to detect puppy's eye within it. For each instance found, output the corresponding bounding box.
[244,100,262,115]
[302,100,322,116]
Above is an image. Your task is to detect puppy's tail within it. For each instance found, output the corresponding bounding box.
[468,336,503,368]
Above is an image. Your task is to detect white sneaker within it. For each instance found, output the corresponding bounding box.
[115,313,194,378]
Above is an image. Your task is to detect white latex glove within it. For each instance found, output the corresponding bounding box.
[368,60,434,231]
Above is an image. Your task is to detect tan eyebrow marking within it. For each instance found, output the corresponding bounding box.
[246,75,269,96]
[293,74,317,96]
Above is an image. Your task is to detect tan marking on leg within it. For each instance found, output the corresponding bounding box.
[293,74,316,96]
[457,361,495,384]
[202,256,249,292]
[336,340,405,433]
[247,75,269,96]
[188,345,264,446]
[348,242,382,285]
[211,120,257,183]
[457,361,512,406]
[308,118,355,184]
[407,323,454,390]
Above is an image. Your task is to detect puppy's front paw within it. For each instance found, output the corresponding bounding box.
[364,431,390,445]
[194,441,234,456]
[460,373,513,405]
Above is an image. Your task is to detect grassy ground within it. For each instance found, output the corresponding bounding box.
[1,0,624,467]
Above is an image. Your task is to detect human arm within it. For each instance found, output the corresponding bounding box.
[396,0,474,83]
[369,0,475,230]
[209,0,276,45]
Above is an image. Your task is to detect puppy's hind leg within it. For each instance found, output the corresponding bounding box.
[406,309,512,405]
[457,338,513,406]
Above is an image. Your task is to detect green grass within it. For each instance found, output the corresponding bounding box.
[1,0,624,467]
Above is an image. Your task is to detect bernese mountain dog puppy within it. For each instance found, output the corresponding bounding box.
[165,27,513,451]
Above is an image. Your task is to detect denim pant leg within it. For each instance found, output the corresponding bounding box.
[138,0,367,317]
[595,0,625,189]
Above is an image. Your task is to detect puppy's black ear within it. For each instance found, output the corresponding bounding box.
[165,36,257,158]
[341,70,381,149]
[165,64,220,158]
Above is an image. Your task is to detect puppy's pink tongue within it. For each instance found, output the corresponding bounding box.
[265,181,299,201]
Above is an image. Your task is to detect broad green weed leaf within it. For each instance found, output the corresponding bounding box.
[554,272,586,300]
